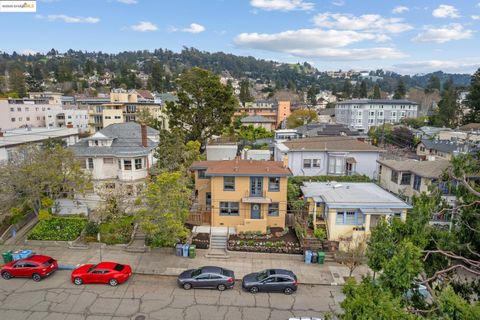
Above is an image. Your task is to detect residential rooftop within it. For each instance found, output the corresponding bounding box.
[377,159,450,179]
[420,138,471,153]
[0,127,79,147]
[337,99,418,105]
[301,182,411,209]
[282,136,381,152]
[190,159,292,177]
[241,115,275,123]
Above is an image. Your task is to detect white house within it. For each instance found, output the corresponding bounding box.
[70,122,159,207]
[274,136,382,178]
[45,108,89,132]
[0,127,79,163]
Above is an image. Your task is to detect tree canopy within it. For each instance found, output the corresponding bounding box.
[286,109,318,129]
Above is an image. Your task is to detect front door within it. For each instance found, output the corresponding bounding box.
[250,177,263,197]
[205,192,211,209]
[251,204,261,219]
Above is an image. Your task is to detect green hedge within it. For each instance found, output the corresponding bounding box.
[99,216,134,245]
[28,217,87,241]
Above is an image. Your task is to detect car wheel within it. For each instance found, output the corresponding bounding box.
[249,286,259,294]
[109,279,118,287]
[183,283,192,290]
[284,287,294,295]
[32,273,42,282]
[217,284,226,291]
[1,272,12,280]
[73,277,83,285]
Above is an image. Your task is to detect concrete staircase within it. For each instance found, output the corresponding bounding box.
[125,226,147,253]
[206,232,229,259]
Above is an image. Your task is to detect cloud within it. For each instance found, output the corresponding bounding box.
[130,21,158,32]
[116,0,138,4]
[20,49,38,55]
[36,14,99,24]
[472,15,480,20]
[331,0,345,6]
[170,23,205,33]
[250,0,314,12]
[312,12,412,33]
[432,4,460,18]
[413,23,473,43]
[394,59,480,74]
[392,6,409,14]
[234,28,404,60]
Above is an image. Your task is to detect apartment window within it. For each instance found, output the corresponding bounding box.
[67,115,72,119]
[268,203,279,216]
[400,173,411,185]
[118,160,122,170]
[219,202,239,216]
[268,177,280,191]
[35,107,39,111]
[87,158,94,169]
[36,116,40,120]
[223,176,235,191]
[391,170,399,183]
[96,106,103,113]
[413,175,421,191]
[80,159,86,169]
[18,117,23,121]
[313,159,321,168]
[303,159,312,168]
[104,116,112,119]
[103,158,114,164]
[10,108,14,112]
[124,159,132,170]
[135,158,143,170]
[198,169,207,179]
[17,107,21,112]
[11,118,15,122]
[336,211,362,225]
[328,157,344,174]
[114,116,121,119]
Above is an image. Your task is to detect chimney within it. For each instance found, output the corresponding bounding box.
[141,124,148,147]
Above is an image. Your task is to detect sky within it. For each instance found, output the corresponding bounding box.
[1,0,480,75]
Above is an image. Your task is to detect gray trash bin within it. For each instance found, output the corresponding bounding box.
[175,243,183,256]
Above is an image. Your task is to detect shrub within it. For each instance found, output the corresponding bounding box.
[314,228,326,240]
[99,216,134,245]
[28,217,87,241]
[84,221,99,236]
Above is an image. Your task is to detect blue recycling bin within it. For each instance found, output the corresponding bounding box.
[175,243,183,256]
[182,244,190,257]
[19,250,33,259]
[12,250,22,261]
[304,250,312,264]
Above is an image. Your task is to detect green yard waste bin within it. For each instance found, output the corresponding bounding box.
[2,250,13,264]
[188,244,196,258]
[317,251,325,264]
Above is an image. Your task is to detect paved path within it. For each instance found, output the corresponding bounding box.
[0,271,344,320]
[0,244,371,285]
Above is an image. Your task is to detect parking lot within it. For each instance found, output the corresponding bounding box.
[0,271,344,320]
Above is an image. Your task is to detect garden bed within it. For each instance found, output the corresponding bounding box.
[192,233,209,249]
[228,227,302,254]
[99,216,134,245]
[28,217,87,241]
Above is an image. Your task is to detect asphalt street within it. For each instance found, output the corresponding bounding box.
[0,270,344,320]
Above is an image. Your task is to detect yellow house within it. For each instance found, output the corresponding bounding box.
[189,159,292,233]
[301,182,411,243]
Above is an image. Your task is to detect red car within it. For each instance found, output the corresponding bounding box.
[71,262,132,286]
[1,255,58,282]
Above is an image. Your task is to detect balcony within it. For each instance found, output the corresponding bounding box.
[188,203,211,225]
[241,190,272,204]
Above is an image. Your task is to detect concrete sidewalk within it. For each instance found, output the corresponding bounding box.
[0,244,370,285]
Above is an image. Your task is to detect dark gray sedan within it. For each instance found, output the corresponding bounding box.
[177,266,235,291]
[242,269,298,294]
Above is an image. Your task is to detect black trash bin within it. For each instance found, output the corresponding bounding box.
[311,251,318,263]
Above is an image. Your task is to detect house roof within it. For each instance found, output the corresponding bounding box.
[318,108,336,116]
[377,159,450,179]
[301,182,411,209]
[190,159,292,177]
[419,138,468,153]
[241,115,275,123]
[295,123,360,137]
[70,122,159,157]
[458,123,480,132]
[282,136,382,152]
[337,99,418,105]
[136,90,154,100]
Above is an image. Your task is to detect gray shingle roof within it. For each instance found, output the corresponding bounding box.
[241,115,275,123]
[70,122,159,157]
[420,139,468,153]
[377,159,451,179]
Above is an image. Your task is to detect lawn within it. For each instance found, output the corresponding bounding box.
[28,217,87,241]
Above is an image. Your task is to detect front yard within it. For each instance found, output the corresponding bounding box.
[228,227,302,254]
[28,216,87,241]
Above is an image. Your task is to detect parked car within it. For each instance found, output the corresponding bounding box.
[1,255,58,282]
[177,266,235,291]
[71,262,132,286]
[242,269,298,295]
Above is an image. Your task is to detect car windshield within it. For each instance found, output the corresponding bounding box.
[88,264,98,273]
[113,264,125,272]
[191,268,202,277]
[257,270,274,281]
[42,258,54,266]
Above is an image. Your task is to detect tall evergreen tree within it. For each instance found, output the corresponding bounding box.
[148,62,164,92]
[360,80,368,98]
[238,79,253,105]
[464,68,480,123]
[8,68,27,97]
[342,80,353,99]
[436,79,459,127]
[425,75,441,93]
[373,84,381,99]
[393,79,406,99]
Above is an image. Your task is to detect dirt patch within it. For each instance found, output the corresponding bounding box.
[192,232,209,249]
[228,228,302,254]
